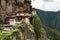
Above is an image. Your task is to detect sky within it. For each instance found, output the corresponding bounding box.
[31,0,60,11]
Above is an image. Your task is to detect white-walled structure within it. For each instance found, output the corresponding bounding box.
[32,8,36,14]
[8,12,31,26]
[9,19,16,26]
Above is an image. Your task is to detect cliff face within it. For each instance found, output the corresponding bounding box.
[0,0,48,40]
[0,0,16,21]
[11,27,37,40]
[0,0,32,22]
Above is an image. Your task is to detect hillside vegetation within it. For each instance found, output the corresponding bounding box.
[37,9,60,31]
[0,14,49,40]
[37,9,60,40]
[0,13,60,40]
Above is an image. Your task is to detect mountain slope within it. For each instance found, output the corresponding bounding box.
[36,9,60,31]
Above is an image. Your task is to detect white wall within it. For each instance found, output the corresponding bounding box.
[9,19,16,26]
[32,10,36,14]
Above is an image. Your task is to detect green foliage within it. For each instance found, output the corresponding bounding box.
[44,26,60,40]
[16,22,28,32]
[1,34,12,40]
[31,14,43,37]
[0,22,29,40]
[0,31,12,40]
[0,28,19,40]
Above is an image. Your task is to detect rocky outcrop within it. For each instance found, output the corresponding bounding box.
[0,0,48,40]
[0,0,32,22]
[12,27,37,40]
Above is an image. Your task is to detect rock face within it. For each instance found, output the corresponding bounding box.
[0,0,37,40]
[12,27,37,40]
[0,0,47,40]
[0,0,32,22]
[19,29,37,40]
